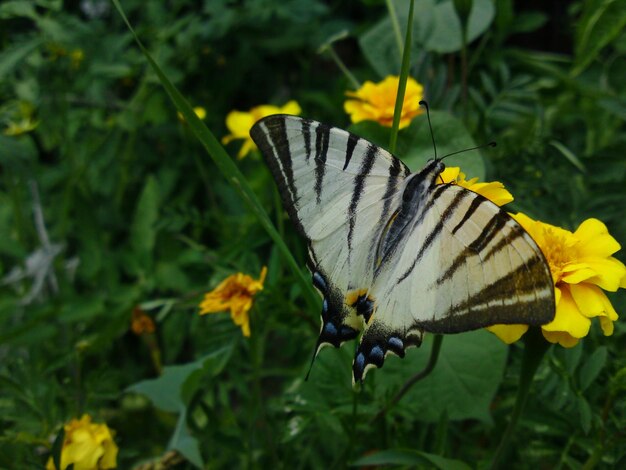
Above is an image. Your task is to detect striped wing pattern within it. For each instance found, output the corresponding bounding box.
[250,115,555,384]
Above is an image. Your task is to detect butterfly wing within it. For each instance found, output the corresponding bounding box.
[352,166,555,382]
[250,115,410,351]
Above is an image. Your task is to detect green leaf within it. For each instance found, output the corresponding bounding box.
[425,0,495,53]
[126,346,232,413]
[0,37,43,78]
[573,0,626,76]
[111,0,319,313]
[131,175,160,264]
[351,449,471,470]
[578,346,607,392]
[577,395,592,434]
[549,140,586,173]
[377,330,507,423]
[359,0,435,77]
[50,426,65,470]
[169,412,203,468]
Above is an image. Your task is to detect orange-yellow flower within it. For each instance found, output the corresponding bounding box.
[223,101,301,158]
[488,216,626,347]
[438,167,514,206]
[199,267,267,337]
[46,415,118,470]
[344,76,424,129]
[131,307,155,335]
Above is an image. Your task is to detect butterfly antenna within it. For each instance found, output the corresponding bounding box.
[440,141,497,161]
[419,100,437,160]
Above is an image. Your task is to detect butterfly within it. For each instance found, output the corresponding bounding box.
[250,114,555,383]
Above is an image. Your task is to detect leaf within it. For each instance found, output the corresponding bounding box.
[126,346,232,413]
[578,346,607,392]
[359,0,435,77]
[131,175,160,264]
[377,330,508,423]
[577,395,592,434]
[549,140,586,173]
[425,0,495,53]
[0,37,43,79]
[169,412,203,468]
[50,426,65,470]
[351,449,471,470]
[573,0,626,75]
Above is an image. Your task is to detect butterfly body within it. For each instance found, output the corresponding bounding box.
[250,114,555,383]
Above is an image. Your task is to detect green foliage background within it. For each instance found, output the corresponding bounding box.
[1,0,625,468]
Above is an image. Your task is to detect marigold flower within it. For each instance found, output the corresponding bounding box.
[488,215,626,347]
[199,267,267,337]
[46,415,118,470]
[131,307,155,335]
[438,167,514,206]
[223,101,301,158]
[344,76,424,129]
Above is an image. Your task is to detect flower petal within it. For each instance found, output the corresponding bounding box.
[560,263,597,284]
[541,286,591,338]
[569,283,607,318]
[486,324,528,344]
[541,330,580,347]
[574,218,621,257]
[579,257,626,291]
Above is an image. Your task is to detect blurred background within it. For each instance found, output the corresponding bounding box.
[1,0,625,468]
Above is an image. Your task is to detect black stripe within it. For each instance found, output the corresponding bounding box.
[342,134,359,170]
[397,190,468,284]
[375,184,450,276]
[452,196,485,234]
[347,144,378,251]
[467,212,508,253]
[271,118,298,204]
[314,124,330,204]
[380,157,403,221]
[482,223,525,262]
[250,118,307,238]
[302,118,312,162]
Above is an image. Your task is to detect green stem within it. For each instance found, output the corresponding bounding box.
[326,45,360,90]
[388,0,415,154]
[490,327,551,469]
[371,334,443,422]
[385,0,404,56]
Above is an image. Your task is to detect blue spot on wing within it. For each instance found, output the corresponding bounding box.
[370,345,384,361]
[388,337,404,350]
[324,322,337,336]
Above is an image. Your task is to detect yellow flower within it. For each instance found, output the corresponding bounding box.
[344,75,424,129]
[47,415,118,470]
[3,116,38,136]
[199,267,267,337]
[488,215,626,347]
[438,167,514,206]
[177,106,207,122]
[222,101,301,159]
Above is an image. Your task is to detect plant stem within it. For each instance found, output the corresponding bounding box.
[490,327,551,469]
[371,334,443,423]
[326,45,360,90]
[385,0,404,56]
[389,0,415,154]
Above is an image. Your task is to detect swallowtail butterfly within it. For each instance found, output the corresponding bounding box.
[250,114,555,383]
